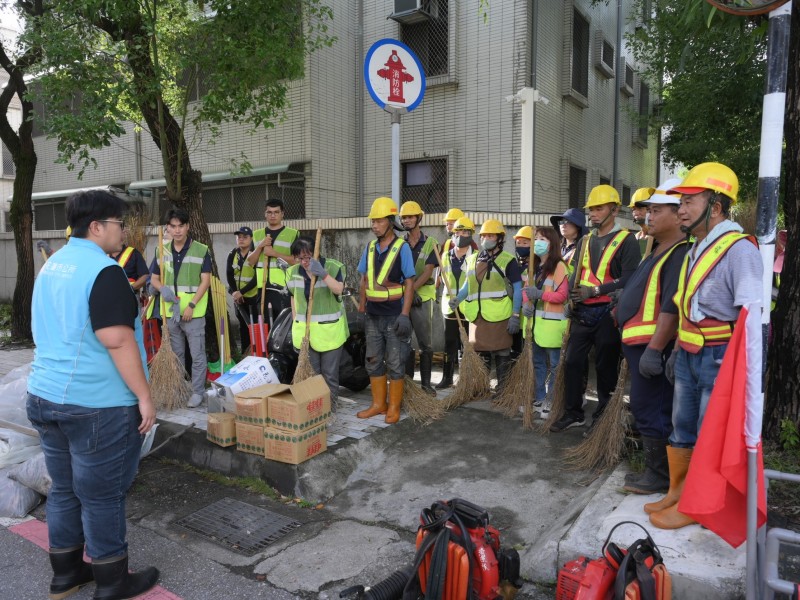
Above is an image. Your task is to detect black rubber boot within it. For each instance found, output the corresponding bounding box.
[420,351,435,395]
[49,546,94,600]
[435,354,454,389]
[92,555,159,600]
[405,350,416,379]
[624,437,669,494]
[494,353,512,394]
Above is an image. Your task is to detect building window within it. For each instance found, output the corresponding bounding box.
[571,9,590,98]
[621,62,635,97]
[593,31,615,79]
[2,144,15,177]
[33,200,68,231]
[3,211,11,232]
[569,166,586,209]
[402,158,447,213]
[634,81,650,148]
[622,186,631,205]
[400,0,449,78]
[599,176,610,186]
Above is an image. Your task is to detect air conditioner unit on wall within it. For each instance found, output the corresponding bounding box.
[389,0,432,25]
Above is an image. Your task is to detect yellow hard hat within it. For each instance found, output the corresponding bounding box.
[514,226,533,240]
[443,208,465,223]
[669,162,739,203]
[479,219,505,235]
[453,216,475,232]
[629,187,655,208]
[368,196,399,219]
[584,184,621,209]
[65,226,72,239]
[399,201,424,217]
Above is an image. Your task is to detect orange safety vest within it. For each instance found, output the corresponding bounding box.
[578,230,630,304]
[621,241,688,346]
[674,232,757,353]
[365,237,406,302]
[115,246,136,283]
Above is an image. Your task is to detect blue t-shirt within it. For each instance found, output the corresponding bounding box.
[358,237,416,316]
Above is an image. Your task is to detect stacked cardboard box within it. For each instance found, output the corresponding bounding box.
[234,386,270,455]
[207,412,236,447]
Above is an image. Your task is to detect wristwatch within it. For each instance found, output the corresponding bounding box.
[593,286,601,297]
[188,302,196,309]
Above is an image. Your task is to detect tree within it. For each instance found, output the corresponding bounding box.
[23,0,333,254]
[0,1,46,340]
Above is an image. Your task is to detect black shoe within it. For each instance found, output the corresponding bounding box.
[49,546,93,600]
[624,471,643,485]
[549,415,585,432]
[92,555,159,600]
[435,378,453,390]
[623,436,669,494]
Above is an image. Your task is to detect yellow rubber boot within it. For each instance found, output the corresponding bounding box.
[357,376,388,419]
[644,446,693,514]
[649,502,697,530]
[385,378,404,424]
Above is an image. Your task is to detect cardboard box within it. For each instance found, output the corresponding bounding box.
[234,388,270,426]
[264,424,327,464]
[206,412,236,447]
[267,375,331,432]
[210,356,279,413]
[235,422,265,455]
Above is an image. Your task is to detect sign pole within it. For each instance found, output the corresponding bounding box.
[387,107,406,203]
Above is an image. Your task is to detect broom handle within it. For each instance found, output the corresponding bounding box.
[303,228,323,339]
[433,243,465,330]
[642,234,654,262]
[158,225,166,331]
[40,247,49,262]
[524,261,534,341]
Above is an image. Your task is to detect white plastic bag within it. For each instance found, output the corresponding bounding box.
[0,429,41,469]
[0,467,43,518]
[0,375,31,428]
[7,452,51,496]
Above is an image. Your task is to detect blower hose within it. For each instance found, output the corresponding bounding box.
[339,567,413,600]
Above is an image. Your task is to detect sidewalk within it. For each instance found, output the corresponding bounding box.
[0,345,747,598]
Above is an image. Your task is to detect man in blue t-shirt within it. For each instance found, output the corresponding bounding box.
[356,197,416,424]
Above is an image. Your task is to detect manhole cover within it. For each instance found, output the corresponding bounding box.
[174,497,301,555]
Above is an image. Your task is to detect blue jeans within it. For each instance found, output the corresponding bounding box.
[365,314,410,381]
[669,344,727,448]
[26,394,143,560]
[532,342,561,403]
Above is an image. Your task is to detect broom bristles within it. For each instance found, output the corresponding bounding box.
[538,324,571,433]
[292,336,316,384]
[149,322,192,411]
[492,342,535,421]
[403,376,446,425]
[443,327,490,410]
[563,360,629,472]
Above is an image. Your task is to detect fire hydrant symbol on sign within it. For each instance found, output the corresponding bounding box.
[377,50,415,104]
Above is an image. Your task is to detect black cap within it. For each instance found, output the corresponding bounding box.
[234,226,253,236]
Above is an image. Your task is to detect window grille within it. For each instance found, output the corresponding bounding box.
[621,62,635,97]
[400,0,449,78]
[634,81,650,148]
[622,186,631,205]
[569,166,586,210]
[402,158,448,213]
[599,176,610,186]
[2,144,15,177]
[571,10,590,98]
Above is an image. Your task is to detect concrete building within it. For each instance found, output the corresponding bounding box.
[25,0,657,231]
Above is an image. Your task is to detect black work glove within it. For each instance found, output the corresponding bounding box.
[393,314,412,338]
[639,347,664,379]
[569,285,596,303]
[564,304,575,320]
[665,349,678,385]
[507,314,521,335]
[412,293,422,308]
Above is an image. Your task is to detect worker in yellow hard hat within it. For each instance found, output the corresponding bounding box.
[630,187,655,248]
[440,208,465,254]
[550,184,640,435]
[449,219,523,395]
[399,200,439,394]
[356,197,417,424]
[437,216,475,389]
[645,162,761,531]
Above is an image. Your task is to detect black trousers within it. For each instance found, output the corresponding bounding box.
[443,315,467,367]
[563,311,622,420]
[621,342,675,439]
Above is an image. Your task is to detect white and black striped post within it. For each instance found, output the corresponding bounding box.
[751,4,792,600]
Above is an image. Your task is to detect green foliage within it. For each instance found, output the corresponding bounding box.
[779,418,800,452]
[0,303,11,331]
[627,0,767,197]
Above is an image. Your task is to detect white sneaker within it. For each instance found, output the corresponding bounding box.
[538,408,551,420]
[187,393,204,408]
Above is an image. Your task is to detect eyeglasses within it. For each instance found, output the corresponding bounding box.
[98,219,126,230]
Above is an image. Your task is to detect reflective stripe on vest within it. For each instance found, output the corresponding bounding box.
[579,230,629,304]
[621,240,688,346]
[233,252,258,299]
[161,241,209,317]
[253,227,298,289]
[529,261,569,348]
[462,252,514,322]
[366,238,406,302]
[410,234,438,302]
[440,248,471,316]
[674,232,756,353]
[116,246,136,282]
[288,259,348,352]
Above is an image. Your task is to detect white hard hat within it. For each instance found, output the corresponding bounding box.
[639,177,683,206]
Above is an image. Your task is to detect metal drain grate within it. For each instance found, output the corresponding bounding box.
[174,497,301,555]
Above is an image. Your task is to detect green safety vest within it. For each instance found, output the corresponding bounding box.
[366,238,406,302]
[232,251,258,299]
[408,234,439,302]
[440,248,472,316]
[287,259,349,352]
[159,240,209,318]
[462,251,515,323]
[253,226,299,289]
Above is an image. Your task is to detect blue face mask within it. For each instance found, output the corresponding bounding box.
[516,246,530,257]
[533,240,550,257]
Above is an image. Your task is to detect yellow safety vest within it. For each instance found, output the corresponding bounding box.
[366,238,407,302]
[253,226,299,289]
[160,240,209,318]
[232,251,258,299]
[461,251,514,323]
[532,261,569,348]
[440,248,471,316]
[578,230,630,304]
[115,246,136,283]
[674,232,756,353]
[621,241,688,346]
[287,259,349,352]
[408,233,438,302]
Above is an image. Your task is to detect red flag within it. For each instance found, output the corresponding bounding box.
[678,307,766,548]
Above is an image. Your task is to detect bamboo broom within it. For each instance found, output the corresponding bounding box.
[292,228,322,384]
[539,233,591,433]
[493,312,536,430]
[433,244,490,410]
[564,235,654,469]
[149,226,192,411]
